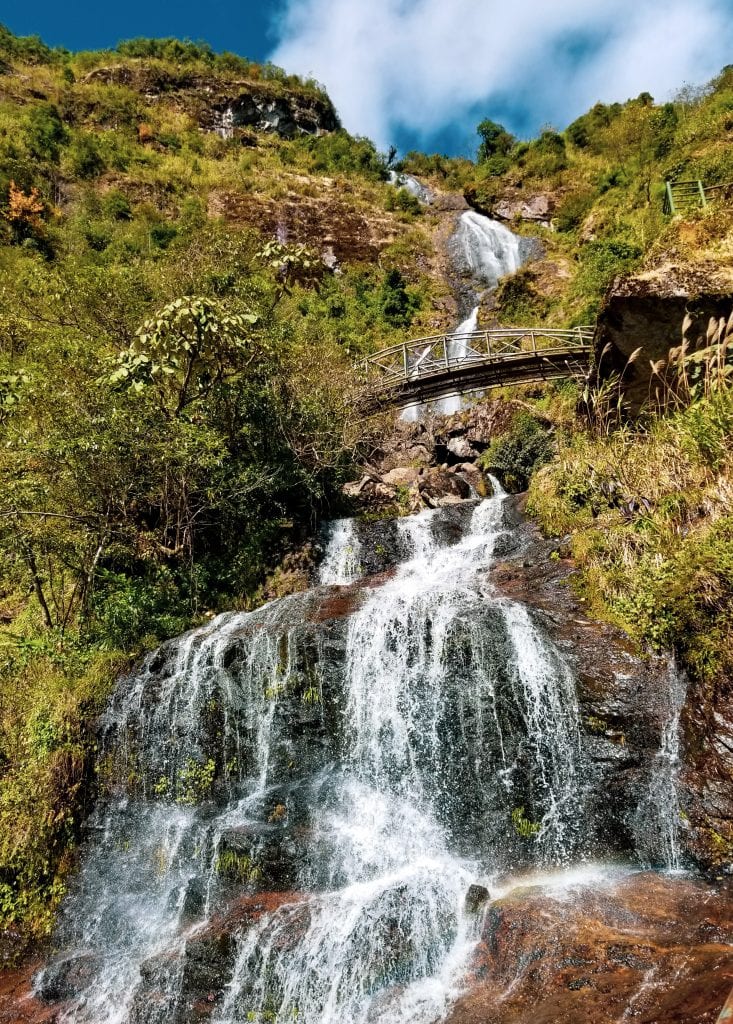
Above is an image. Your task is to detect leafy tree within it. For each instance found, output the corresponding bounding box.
[257,240,324,301]
[24,103,68,164]
[106,295,259,419]
[477,119,515,162]
[378,268,419,328]
[4,180,47,245]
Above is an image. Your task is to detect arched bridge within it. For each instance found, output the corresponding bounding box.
[362,326,594,409]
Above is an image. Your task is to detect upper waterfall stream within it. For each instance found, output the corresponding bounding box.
[36,487,683,1024]
[402,209,526,421]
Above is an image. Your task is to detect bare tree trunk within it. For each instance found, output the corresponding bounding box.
[19,536,53,629]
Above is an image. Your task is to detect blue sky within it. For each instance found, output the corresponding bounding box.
[3,2,283,63]
[4,0,733,157]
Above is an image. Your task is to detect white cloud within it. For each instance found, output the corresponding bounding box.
[269,0,733,151]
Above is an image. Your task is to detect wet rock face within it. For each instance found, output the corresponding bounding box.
[0,959,61,1024]
[681,672,733,868]
[446,872,733,1024]
[489,498,686,864]
[21,495,726,1023]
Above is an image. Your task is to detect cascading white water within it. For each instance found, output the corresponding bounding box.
[402,212,524,422]
[452,210,523,288]
[388,170,432,204]
[39,486,643,1024]
[634,659,687,872]
[455,306,479,335]
[319,518,363,585]
[216,105,236,140]
[213,487,583,1024]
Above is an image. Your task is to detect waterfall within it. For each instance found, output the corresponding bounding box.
[388,170,432,204]
[455,306,479,335]
[37,489,594,1024]
[401,212,523,422]
[319,518,363,585]
[216,104,236,140]
[451,210,523,289]
[633,660,687,872]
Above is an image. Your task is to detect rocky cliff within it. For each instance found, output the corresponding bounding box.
[82,64,340,139]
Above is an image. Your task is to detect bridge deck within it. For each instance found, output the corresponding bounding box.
[362,326,594,409]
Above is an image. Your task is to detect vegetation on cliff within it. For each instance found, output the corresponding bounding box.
[0,25,435,947]
[0,17,732,946]
[402,65,733,326]
[527,326,733,685]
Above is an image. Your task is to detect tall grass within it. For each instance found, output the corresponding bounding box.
[528,313,733,681]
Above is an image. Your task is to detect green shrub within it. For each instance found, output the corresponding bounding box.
[149,222,178,249]
[24,103,68,164]
[103,190,132,221]
[555,189,596,231]
[66,134,105,178]
[378,268,420,328]
[479,412,554,491]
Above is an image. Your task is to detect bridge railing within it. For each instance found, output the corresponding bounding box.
[364,326,594,391]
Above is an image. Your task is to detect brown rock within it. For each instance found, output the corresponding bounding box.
[341,476,372,498]
[0,958,62,1024]
[446,435,479,460]
[381,467,421,487]
[465,884,490,914]
[453,463,489,496]
[493,193,555,224]
[418,468,471,508]
[447,872,733,1024]
[596,263,733,412]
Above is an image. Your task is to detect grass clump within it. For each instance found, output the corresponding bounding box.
[479,411,554,492]
[528,315,733,682]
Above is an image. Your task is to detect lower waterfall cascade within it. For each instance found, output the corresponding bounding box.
[35,485,687,1024]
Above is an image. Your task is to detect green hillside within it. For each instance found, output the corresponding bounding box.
[1,20,733,947]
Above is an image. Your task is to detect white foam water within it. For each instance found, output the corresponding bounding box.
[401,212,523,422]
[634,658,687,872]
[319,518,363,585]
[452,211,523,288]
[39,485,592,1024]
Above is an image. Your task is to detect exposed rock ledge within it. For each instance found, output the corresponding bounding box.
[82,65,339,139]
[341,398,523,514]
[447,871,733,1024]
[597,262,733,412]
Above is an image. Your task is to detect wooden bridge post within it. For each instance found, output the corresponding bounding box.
[402,342,408,380]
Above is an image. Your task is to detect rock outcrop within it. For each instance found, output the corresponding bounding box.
[341,399,526,515]
[465,186,559,227]
[207,181,403,264]
[446,872,733,1024]
[82,65,339,139]
[596,262,733,411]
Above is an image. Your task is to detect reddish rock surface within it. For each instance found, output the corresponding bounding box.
[0,959,60,1024]
[447,872,733,1024]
